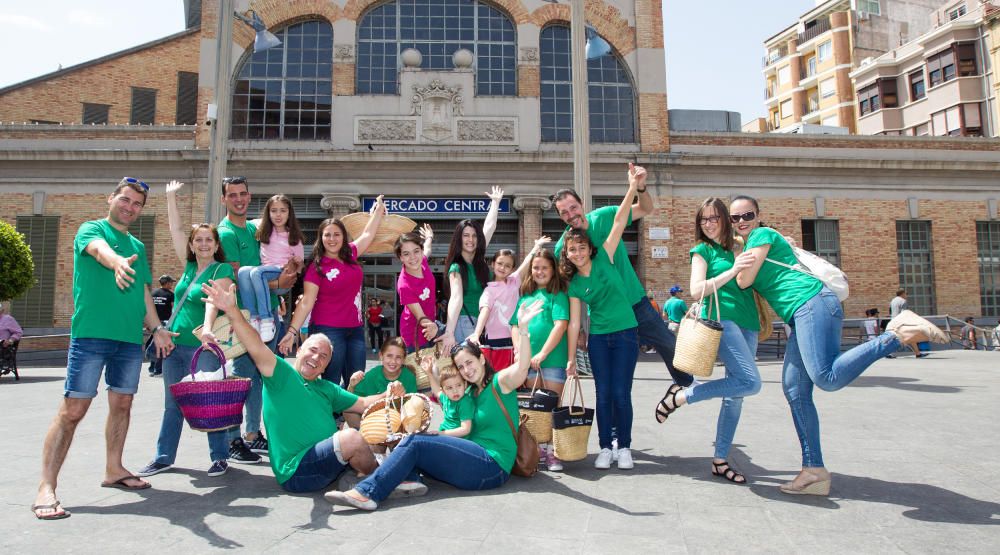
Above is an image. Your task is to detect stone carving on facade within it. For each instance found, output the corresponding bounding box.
[320,194,361,216]
[457,120,515,142]
[519,47,539,63]
[513,195,552,211]
[409,80,464,142]
[357,119,417,142]
[334,44,354,62]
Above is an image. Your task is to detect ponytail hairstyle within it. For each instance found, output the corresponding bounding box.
[558,228,597,281]
[309,218,356,276]
[256,194,304,246]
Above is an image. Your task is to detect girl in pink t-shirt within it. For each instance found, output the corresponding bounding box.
[237,194,305,342]
[395,225,439,350]
[468,236,549,369]
[278,197,387,386]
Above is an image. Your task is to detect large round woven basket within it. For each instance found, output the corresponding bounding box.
[341,213,417,255]
[169,343,251,432]
[359,392,434,447]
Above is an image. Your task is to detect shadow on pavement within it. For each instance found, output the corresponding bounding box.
[2,375,65,384]
[847,376,963,394]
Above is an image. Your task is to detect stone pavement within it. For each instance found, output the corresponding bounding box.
[2,350,999,553]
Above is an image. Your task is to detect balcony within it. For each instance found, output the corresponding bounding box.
[763,45,789,67]
[797,17,831,44]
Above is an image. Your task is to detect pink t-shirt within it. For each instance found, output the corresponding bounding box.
[303,243,363,328]
[259,228,305,267]
[478,271,520,340]
[398,257,437,347]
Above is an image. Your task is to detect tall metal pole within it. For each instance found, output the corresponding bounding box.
[569,0,592,212]
[206,0,234,223]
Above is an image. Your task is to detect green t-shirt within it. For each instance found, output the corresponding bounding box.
[218,217,278,310]
[466,374,519,473]
[744,227,823,323]
[448,262,486,317]
[554,205,645,305]
[71,219,152,344]
[263,357,359,484]
[438,389,475,431]
[689,242,760,331]
[509,288,570,369]
[664,297,688,323]
[169,261,236,348]
[566,249,638,335]
[353,365,418,397]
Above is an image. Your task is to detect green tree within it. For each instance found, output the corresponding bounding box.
[0,221,35,302]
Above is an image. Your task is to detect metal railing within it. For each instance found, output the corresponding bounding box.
[798,17,831,44]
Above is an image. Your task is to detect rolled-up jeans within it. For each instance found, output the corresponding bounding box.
[632,297,693,387]
[588,327,639,449]
[685,321,761,460]
[783,287,901,467]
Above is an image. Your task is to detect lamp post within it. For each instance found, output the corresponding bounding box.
[569,0,592,212]
[205,0,235,223]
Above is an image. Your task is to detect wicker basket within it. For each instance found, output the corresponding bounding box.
[359,390,434,447]
[341,212,417,255]
[551,376,593,462]
[672,284,723,378]
[517,374,559,443]
[169,343,252,432]
[403,331,451,391]
[192,309,251,361]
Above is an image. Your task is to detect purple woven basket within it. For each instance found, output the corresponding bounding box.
[169,343,251,432]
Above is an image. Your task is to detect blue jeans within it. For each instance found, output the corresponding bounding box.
[588,327,639,449]
[237,265,282,320]
[685,321,761,460]
[454,314,477,344]
[280,437,347,493]
[783,287,901,467]
[355,433,509,502]
[309,324,366,388]
[633,297,694,387]
[227,310,279,440]
[154,344,230,464]
[65,338,143,398]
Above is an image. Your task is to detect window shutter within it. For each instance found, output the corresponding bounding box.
[130,215,156,275]
[82,103,110,124]
[130,87,157,125]
[11,216,60,328]
[175,72,199,125]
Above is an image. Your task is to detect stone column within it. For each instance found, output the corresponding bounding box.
[321,194,361,219]
[514,195,552,258]
[788,38,805,121]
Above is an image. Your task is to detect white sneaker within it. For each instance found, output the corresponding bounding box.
[250,317,262,334]
[594,448,613,469]
[612,438,619,462]
[616,448,634,470]
[259,318,276,342]
[548,456,564,472]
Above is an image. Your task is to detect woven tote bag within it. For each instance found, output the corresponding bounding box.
[551,376,593,462]
[672,283,723,378]
[516,373,559,444]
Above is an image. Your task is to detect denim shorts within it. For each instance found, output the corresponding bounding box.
[280,435,349,493]
[527,367,567,385]
[65,338,144,398]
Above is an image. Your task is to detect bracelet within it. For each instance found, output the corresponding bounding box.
[151,324,164,334]
[637,187,647,193]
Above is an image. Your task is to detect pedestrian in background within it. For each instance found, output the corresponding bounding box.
[664,285,687,334]
[147,275,176,376]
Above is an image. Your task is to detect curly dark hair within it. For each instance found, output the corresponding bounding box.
[309,218,357,276]
[558,228,597,280]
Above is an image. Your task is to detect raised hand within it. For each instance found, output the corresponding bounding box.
[165,180,185,195]
[486,186,504,203]
[533,235,551,249]
[627,162,646,190]
[201,280,237,313]
[371,194,387,217]
[113,254,138,290]
[419,223,434,242]
[516,299,544,327]
[348,370,365,391]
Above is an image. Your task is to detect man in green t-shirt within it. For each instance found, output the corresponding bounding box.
[552,164,693,388]
[33,178,178,520]
[200,281,423,496]
[664,285,688,333]
[216,177,297,464]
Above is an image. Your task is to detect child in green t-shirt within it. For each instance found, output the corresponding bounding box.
[345,338,417,429]
[422,357,473,438]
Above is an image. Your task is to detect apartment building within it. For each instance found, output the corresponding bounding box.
[851,1,998,136]
[763,0,944,132]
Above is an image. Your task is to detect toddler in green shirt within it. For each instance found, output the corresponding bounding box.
[422,357,474,438]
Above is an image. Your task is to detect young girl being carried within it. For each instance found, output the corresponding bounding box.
[237,194,304,342]
[468,236,550,370]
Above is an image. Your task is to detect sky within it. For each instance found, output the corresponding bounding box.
[1,0,817,124]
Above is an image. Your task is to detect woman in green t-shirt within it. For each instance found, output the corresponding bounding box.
[138,180,237,479]
[440,187,504,352]
[730,195,948,496]
[562,171,641,472]
[654,198,761,485]
[326,300,545,511]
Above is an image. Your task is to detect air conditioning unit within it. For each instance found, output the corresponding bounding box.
[857,10,869,21]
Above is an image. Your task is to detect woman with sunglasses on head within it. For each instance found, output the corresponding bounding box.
[325,299,545,511]
[654,198,761,484]
[729,195,948,495]
[562,168,643,471]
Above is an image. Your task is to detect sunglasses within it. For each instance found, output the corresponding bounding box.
[698,215,721,225]
[449,339,473,356]
[123,177,149,191]
[730,211,757,223]
[223,176,247,185]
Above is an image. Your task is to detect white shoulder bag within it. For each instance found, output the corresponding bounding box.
[766,247,849,302]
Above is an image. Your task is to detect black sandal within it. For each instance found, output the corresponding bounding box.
[654,384,683,424]
[711,460,747,484]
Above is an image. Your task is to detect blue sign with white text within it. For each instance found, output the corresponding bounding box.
[362,197,511,214]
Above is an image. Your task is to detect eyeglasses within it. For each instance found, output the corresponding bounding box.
[698,215,721,225]
[222,176,247,185]
[730,211,757,223]
[123,177,149,191]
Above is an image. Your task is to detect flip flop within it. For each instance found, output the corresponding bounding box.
[32,501,71,520]
[101,474,152,490]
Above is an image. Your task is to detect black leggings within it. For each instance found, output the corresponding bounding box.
[368,323,384,350]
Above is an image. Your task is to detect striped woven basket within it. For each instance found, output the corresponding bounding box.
[169,343,251,432]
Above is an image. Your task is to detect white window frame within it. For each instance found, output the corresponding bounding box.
[780,99,793,119]
[857,0,881,16]
[778,65,791,85]
[819,78,836,98]
[817,41,832,63]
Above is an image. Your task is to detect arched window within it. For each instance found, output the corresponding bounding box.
[539,25,636,143]
[231,20,333,140]
[356,0,516,96]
